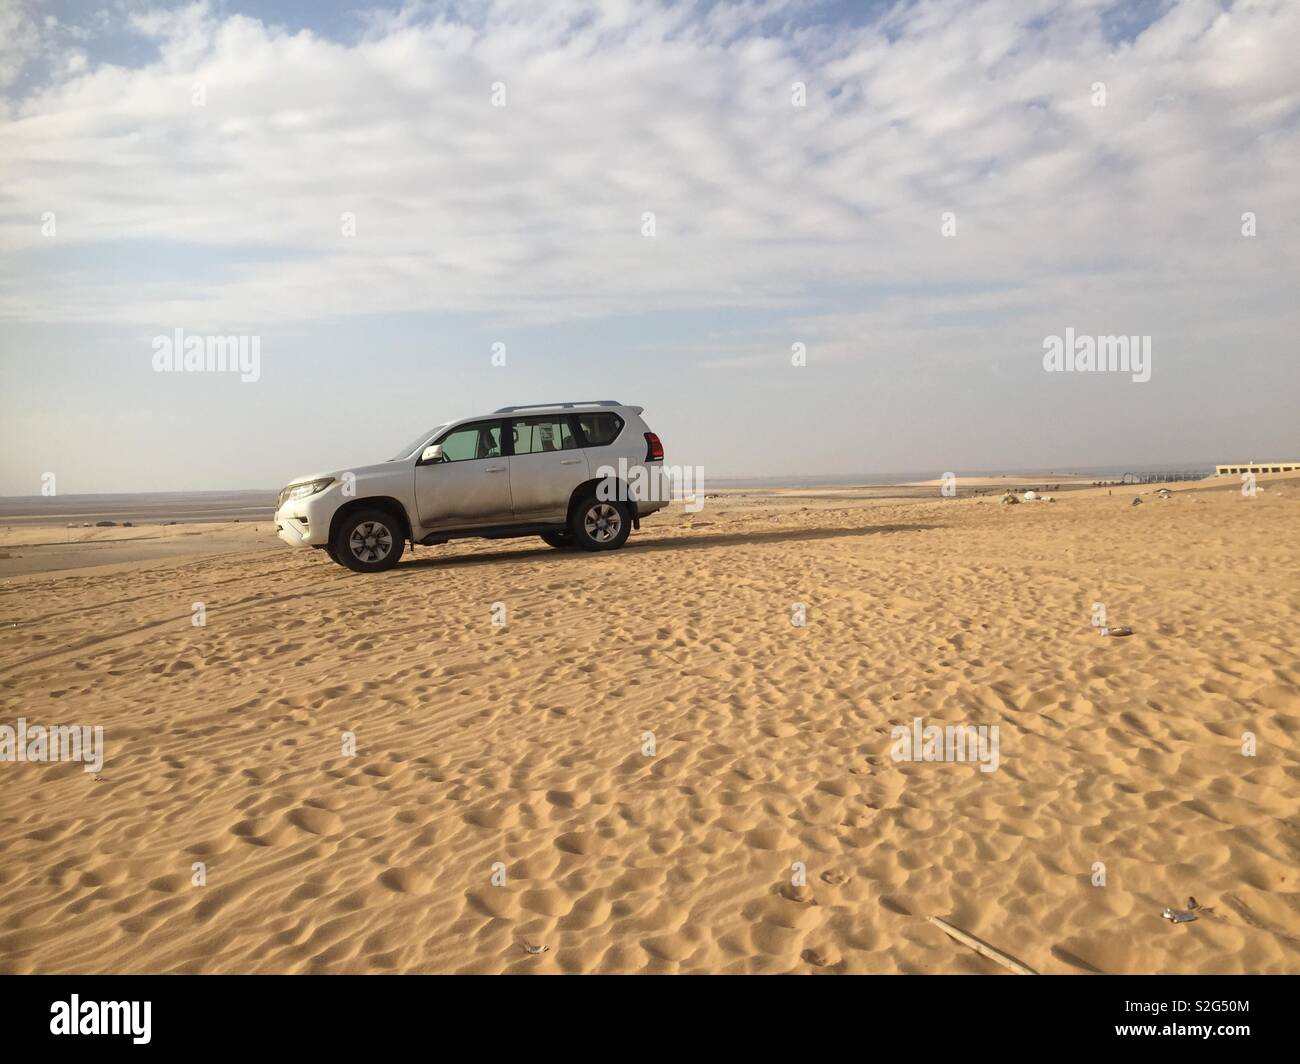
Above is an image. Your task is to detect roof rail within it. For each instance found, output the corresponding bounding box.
[495,400,623,413]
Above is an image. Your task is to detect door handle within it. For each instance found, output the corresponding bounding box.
[486,466,506,473]
[560,459,582,465]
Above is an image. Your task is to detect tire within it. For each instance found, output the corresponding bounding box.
[325,544,341,564]
[332,508,406,573]
[540,531,575,549]
[569,494,631,552]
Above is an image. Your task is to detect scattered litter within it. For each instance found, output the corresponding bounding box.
[521,943,549,955]
[1162,898,1204,924]
[1023,490,1038,502]
[1000,493,1020,505]
[1131,497,1143,506]
[1099,626,1133,638]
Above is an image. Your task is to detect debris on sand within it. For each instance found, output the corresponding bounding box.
[1162,898,1205,924]
[1099,625,1133,637]
[928,916,1038,974]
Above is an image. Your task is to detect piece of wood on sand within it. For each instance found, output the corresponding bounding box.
[928,916,1039,975]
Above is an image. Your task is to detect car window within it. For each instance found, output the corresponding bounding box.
[576,412,624,447]
[512,416,577,455]
[437,422,503,462]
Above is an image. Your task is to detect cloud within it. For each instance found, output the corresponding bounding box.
[0,0,1297,350]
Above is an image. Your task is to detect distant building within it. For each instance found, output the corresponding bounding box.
[1215,461,1300,476]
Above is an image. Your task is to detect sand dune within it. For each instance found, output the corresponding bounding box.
[1,477,1298,973]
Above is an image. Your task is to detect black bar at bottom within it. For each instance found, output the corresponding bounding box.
[1,973,1290,1051]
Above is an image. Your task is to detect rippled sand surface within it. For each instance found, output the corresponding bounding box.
[2,476,1297,973]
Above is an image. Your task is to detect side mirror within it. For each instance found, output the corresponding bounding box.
[420,444,444,464]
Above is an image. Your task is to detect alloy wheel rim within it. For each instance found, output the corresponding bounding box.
[349,521,393,562]
[584,503,621,543]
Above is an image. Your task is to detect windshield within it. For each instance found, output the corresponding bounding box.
[388,425,446,462]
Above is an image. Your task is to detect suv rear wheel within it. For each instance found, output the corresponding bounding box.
[333,509,405,573]
[569,495,631,551]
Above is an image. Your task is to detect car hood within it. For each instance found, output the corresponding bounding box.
[284,460,405,486]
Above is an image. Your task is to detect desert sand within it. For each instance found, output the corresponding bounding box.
[1,475,1298,974]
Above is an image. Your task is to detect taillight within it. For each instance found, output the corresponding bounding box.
[644,432,664,461]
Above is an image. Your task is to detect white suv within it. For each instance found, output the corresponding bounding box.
[274,401,668,572]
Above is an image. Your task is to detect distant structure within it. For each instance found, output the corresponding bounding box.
[1120,470,1208,485]
[1215,461,1300,476]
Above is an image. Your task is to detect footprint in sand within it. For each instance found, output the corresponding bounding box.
[376,867,432,895]
[780,881,815,904]
[287,806,342,836]
[802,945,840,967]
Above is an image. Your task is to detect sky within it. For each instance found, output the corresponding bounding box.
[1,0,1297,495]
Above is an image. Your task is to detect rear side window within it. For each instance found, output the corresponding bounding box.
[512,416,578,454]
[577,413,624,447]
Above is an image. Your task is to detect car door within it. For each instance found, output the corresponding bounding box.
[506,415,588,521]
[414,420,512,529]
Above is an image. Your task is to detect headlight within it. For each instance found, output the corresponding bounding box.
[279,478,335,507]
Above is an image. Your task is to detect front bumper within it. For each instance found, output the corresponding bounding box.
[275,511,311,547]
[274,490,337,548]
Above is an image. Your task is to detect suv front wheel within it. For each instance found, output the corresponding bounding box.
[333,509,406,573]
[569,496,631,551]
